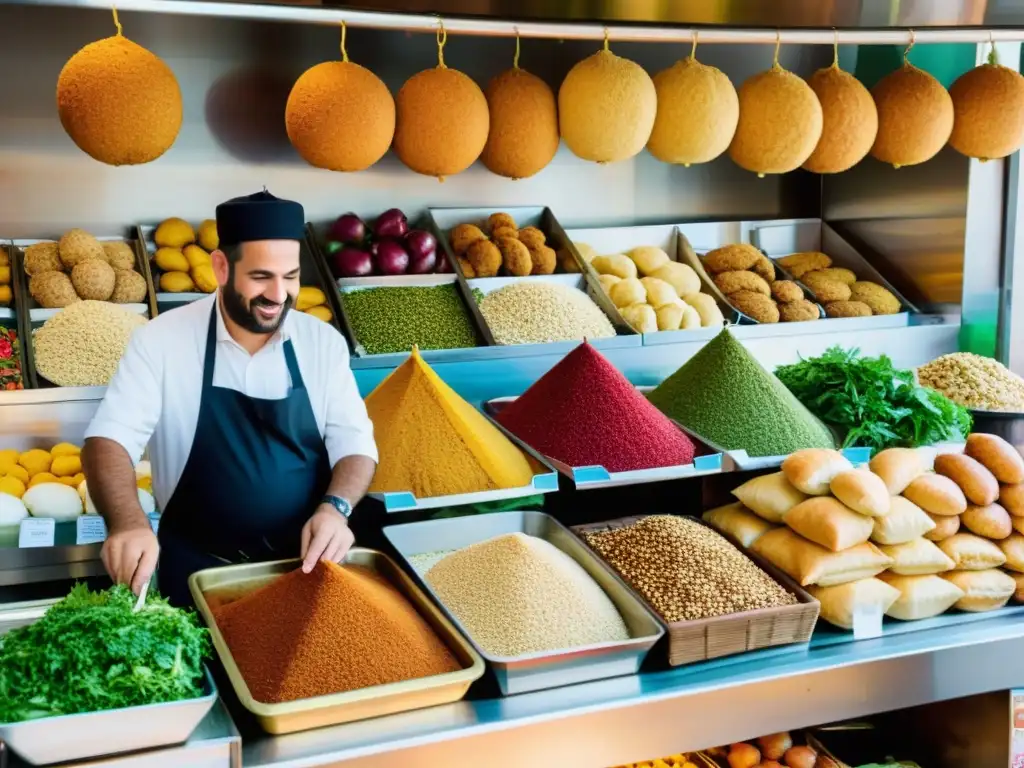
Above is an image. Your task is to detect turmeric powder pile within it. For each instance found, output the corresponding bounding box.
[365,347,537,498]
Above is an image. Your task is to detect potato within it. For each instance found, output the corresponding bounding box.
[609,277,646,308]
[655,302,684,331]
[592,253,637,280]
[598,274,621,293]
[574,241,598,265]
[640,276,678,308]
[628,245,670,276]
[680,303,701,329]
[651,261,700,296]
[621,302,657,333]
[682,291,726,327]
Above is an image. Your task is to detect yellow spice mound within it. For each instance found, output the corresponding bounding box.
[871,63,953,168]
[729,66,823,175]
[558,49,656,163]
[948,63,1024,160]
[393,67,489,179]
[285,60,395,172]
[804,65,878,174]
[56,35,182,166]
[366,348,535,498]
[647,57,738,166]
[481,67,559,179]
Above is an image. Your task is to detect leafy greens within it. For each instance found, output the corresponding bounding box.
[0,584,210,723]
[775,346,972,453]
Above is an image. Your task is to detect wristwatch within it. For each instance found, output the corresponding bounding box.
[321,495,353,519]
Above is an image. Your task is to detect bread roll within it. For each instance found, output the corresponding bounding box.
[808,578,901,630]
[934,453,1000,506]
[702,502,776,548]
[784,497,874,552]
[941,568,1016,612]
[879,572,964,620]
[1000,532,1024,572]
[1011,571,1024,602]
[965,433,1024,484]
[924,512,960,541]
[829,469,891,517]
[1016,516,1024,536]
[871,496,936,545]
[781,448,853,495]
[999,483,1024,517]
[731,471,807,523]
[880,537,955,575]
[938,532,1006,570]
[961,503,1012,540]
[751,527,892,587]
[902,473,968,516]
[869,447,926,495]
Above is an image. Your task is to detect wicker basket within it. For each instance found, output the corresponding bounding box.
[572,515,820,667]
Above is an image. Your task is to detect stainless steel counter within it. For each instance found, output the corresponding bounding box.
[238,613,1024,768]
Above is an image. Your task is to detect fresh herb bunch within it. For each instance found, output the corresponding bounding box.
[775,346,972,453]
[0,584,210,723]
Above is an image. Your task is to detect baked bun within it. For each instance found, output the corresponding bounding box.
[902,473,968,516]
[961,503,1013,540]
[942,568,1016,612]
[869,447,926,495]
[934,453,999,506]
[1000,483,1024,516]
[938,532,1006,570]
[924,512,960,542]
[999,532,1024,572]
[782,448,853,496]
[965,433,1024,484]
[829,469,891,517]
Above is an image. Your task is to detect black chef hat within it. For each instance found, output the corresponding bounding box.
[215,190,305,248]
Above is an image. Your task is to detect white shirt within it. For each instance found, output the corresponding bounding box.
[86,293,377,511]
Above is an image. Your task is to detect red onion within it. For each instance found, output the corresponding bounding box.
[329,213,366,244]
[331,246,373,278]
[374,208,408,239]
[374,239,410,275]
[405,229,437,260]
[407,249,437,275]
[434,254,452,273]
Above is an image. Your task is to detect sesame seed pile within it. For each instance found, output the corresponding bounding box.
[582,516,797,623]
[918,352,1024,412]
[479,282,615,345]
[425,532,630,657]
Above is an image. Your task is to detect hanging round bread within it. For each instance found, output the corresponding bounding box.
[393,27,489,180]
[558,37,656,163]
[870,58,953,168]
[948,46,1024,161]
[56,14,182,166]
[480,44,559,179]
[647,40,739,166]
[804,60,878,173]
[729,41,823,176]
[285,26,395,172]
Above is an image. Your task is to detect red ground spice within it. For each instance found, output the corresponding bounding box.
[496,342,696,472]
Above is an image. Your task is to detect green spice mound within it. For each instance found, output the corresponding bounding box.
[342,284,479,355]
[647,328,835,456]
[0,584,210,723]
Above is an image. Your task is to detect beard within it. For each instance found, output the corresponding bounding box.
[222,270,293,335]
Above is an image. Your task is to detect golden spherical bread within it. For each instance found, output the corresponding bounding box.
[285,60,395,172]
[57,35,182,165]
[870,63,953,168]
[481,67,559,179]
[949,62,1024,160]
[804,65,878,173]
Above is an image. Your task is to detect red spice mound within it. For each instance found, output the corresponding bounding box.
[496,342,696,472]
[213,561,459,704]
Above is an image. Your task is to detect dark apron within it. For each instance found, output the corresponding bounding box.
[157,305,331,608]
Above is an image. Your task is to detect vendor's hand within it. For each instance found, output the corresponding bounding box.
[102,524,159,595]
[300,506,354,573]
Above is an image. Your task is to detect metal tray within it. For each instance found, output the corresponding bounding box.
[484,395,723,488]
[383,511,665,695]
[189,548,485,735]
[0,599,217,766]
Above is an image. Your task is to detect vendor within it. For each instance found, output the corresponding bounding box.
[82,190,378,607]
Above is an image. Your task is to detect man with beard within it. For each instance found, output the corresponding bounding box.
[83,191,377,607]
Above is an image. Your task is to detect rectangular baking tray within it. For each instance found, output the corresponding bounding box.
[368,409,559,511]
[573,515,819,667]
[189,548,484,735]
[383,510,665,695]
[0,598,217,765]
[483,395,723,488]
[749,217,917,330]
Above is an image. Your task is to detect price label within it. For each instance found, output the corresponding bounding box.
[147,513,161,534]
[852,604,884,640]
[19,518,55,548]
[76,515,107,545]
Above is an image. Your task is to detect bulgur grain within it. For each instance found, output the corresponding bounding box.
[478,282,615,345]
[918,352,1024,412]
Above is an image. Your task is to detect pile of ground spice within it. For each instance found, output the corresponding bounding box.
[496,342,696,472]
[365,347,537,498]
[212,561,460,704]
[646,329,835,457]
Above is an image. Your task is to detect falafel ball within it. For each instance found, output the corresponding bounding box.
[467,239,502,277]
[529,245,557,275]
[771,280,804,303]
[457,255,477,278]
[777,251,832,279]
[517,227,547,251]
[714,270,770,296]
[779,299,821,322]
[825,300,872,318]
[110,269,148,303]
[30,271,79,308]
[804,267,856,285]
[703,243,762,274]
[492,225,518,242]
[751,254,776,282]
[102,241,137,270]
[730,289,780,323]
[849,281,901,315]
[450,224,487,255]
[487,212,517,232]
[802,273,852,302]
[23,242,63,275]
[495,237,532,276]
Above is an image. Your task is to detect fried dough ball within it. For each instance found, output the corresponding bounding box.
[487,212,516,232]
[714,270,770,296]
[777,251,832,278]
[450,224,487,255]
[517,226,546,250]
[102,241,136,270]
[495,237,532,277]
[779,299,820,322]
[703,243,761,274]
[849,281,901,315]
[457,256,476,278]
[30,272,79,308]
[825,300,872,318]
[730,289,779,323]
[466,239,501,277]
[751,254,776,282]
[529,245,557,275]
[23,243,63,275]
[802,273,852,302]
[771,280,804,303]
[492,225,518,241]
[804,267,856,285]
